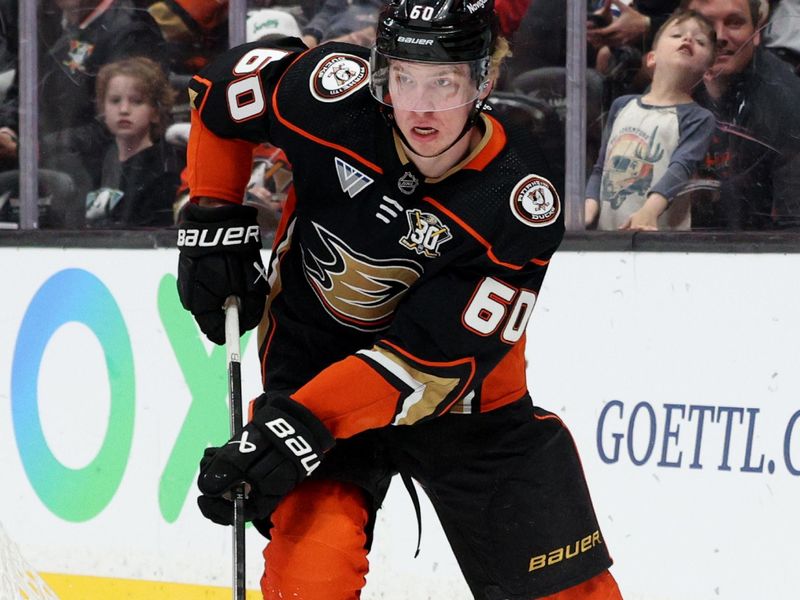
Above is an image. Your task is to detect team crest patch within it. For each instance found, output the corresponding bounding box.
[400,209,452,258]
[509,175,560,227]
[310,54,369,102]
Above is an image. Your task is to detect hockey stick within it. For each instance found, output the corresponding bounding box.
[223,296,246,600]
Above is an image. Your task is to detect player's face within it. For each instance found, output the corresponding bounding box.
[688,0,759,78]
[651,18,714,76]
[388,60,489,161]
[392,98,475,160]
[387,60,480,112]
[102,75,156,144]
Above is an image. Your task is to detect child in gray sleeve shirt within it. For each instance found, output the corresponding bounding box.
[585,9,717,230]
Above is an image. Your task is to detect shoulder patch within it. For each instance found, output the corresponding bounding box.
[509,175,561,227]
[309,53,369,102]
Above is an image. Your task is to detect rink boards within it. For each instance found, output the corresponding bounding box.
[0,246,797,600]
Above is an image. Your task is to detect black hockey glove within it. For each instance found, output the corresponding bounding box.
[197,394,335,527]
[177,202,267,344]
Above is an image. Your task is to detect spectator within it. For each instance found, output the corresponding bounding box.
[585,9,716,230]
[495,0,534,39]
[589,0,682,52]
[2,0,166,160]
[763,0,800,74]
[0,0,16,96]
[146,0,229,76]
[683,0,800,229]
[300,0,383,47]
[0,0,167,226]
[83,56,182,228]
[587,1,682,102]
[0,0,18,170]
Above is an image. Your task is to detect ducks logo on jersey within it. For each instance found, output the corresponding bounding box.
[302,223,423,331]
[510,175,560,227]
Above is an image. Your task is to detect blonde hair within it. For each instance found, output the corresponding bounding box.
[96,57,175,140]
[490,36,512,79]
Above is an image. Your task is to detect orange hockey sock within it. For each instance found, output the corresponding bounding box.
[540,570,623,600]
[261,480,370,600]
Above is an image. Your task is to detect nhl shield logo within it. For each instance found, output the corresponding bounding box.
[397,171,419,195]
[509,175,560,227]
[310,54,369,102]
[400,209,452,258]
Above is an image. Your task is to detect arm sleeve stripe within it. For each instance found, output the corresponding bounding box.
[186,110,256,203]
[291,355,400,439]
[377,338,476,413]
[378,338,476,371]
[357,348,461,425]
[191,74,213,112]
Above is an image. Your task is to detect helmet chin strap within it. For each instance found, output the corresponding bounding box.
[381,99,489,160]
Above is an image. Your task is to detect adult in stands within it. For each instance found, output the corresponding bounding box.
[762,0,800,74]
[299,0,384,48]
[684,0,800,229]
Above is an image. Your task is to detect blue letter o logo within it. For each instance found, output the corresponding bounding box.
[12,269,135,521]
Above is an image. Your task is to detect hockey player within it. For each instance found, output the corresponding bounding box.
[176,0,623,597]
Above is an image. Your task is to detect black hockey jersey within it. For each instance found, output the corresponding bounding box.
[187,39,565,439]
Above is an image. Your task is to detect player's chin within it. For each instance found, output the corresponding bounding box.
[408,139,453,159]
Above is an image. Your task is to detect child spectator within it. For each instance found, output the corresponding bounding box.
[85,57,182,227]
[585,9,717,230]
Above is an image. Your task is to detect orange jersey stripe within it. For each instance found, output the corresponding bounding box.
[463,114,506,172]
[186,110,255,203]
[270,56,384,176]
[479,335,528,412]
[540,570,622,600]
[423,196,550,269]
[291,356,400,439]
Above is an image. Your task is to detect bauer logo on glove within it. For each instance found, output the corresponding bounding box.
[177,224,260,248]
[176,202,268,344]
[263,417,323,476]
[196,394,334,526]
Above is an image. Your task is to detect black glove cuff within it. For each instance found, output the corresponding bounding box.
[251,394,335,479]
[177,202,262,258]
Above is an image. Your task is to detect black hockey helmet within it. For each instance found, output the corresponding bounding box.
[369,0,498,111]
[374,0,497,63]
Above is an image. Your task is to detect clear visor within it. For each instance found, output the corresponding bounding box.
[369,51,490,112]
